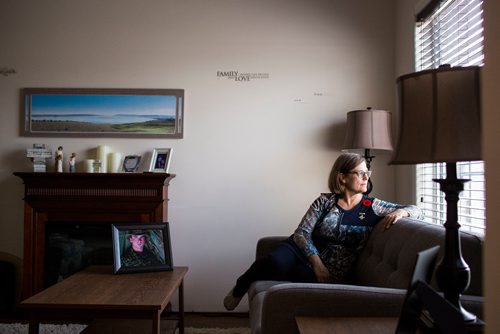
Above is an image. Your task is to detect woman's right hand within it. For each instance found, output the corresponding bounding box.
[309,254,331,283]
[313,263,331,283]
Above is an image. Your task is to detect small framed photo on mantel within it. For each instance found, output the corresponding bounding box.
[123,155,141,172]
[149,148,172,173]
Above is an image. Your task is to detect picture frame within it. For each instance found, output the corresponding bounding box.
[111,223,173,274]
[123,155,142,172]
[149,148,172,173]
[22,88,184,138]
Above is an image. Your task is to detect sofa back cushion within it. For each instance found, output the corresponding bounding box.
[256,236,288,260]
[354,218,483,296]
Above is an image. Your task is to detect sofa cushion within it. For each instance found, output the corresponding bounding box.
[355,218,483,296]
[255,236,288,260]
[259,283,407,334]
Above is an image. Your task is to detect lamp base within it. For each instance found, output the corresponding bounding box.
[435,263,477,322]
[434,162,476,323]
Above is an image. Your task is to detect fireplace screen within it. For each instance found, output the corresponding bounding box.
[45,222,113,287]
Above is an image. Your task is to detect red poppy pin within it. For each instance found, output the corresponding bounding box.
[362,199,372,207]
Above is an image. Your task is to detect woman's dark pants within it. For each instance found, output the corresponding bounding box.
[233,240,317,297]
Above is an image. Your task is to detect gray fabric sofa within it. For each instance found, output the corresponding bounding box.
[248,217,484,334]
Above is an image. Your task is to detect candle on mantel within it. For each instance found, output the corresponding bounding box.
[109,152,123,173]
[96,145,109,173]
[85,159,95,173]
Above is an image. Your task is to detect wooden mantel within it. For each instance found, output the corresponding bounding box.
[14,172,175,298]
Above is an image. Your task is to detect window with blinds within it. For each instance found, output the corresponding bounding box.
[414,0,485,234]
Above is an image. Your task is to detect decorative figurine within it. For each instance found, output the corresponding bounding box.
[69,153,76,173]
[55,146,64,173]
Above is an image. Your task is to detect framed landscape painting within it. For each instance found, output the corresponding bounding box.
[22,88,184,138]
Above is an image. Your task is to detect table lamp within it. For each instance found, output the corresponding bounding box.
[342,107,393,194]
[391,65,481,322]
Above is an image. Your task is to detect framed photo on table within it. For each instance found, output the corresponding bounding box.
[149,148,172,173]
[111,223,173,274]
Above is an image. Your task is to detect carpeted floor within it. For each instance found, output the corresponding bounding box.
[0,323,87,334]
[0,323,250,334]
[185,313,249,329]
[0,312,250,334]
[177,329,250,334]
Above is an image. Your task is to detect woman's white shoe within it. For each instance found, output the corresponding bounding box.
[223,287,243,311]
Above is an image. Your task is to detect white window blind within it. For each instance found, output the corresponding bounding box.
[415,0,485,234]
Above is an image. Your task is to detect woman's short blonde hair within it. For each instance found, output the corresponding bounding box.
[328,153,366,194]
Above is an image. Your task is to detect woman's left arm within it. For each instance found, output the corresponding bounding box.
[372,199,424,230]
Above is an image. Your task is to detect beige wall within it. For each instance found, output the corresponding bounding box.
[395,0,500,332]
[393,0,418,205]
[0,0,397,311]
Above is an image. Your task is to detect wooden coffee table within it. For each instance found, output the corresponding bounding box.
[21,266,188,334]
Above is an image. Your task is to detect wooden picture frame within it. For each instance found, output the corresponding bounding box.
[22,88,184,138]
[111,223,173,274]
[149,148,172,173]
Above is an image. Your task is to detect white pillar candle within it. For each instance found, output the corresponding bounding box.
[85,159,95,173]
[109,152,123,173]
[96,145,109,173]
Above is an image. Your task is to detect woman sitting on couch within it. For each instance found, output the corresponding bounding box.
[224,153,423,311]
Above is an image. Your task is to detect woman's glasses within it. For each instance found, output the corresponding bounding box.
[345,170,372,178]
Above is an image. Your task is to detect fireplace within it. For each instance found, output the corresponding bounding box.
[44,221,113,287]
[14,172,175,298]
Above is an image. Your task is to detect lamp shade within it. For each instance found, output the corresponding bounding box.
[391,66,481,164]
[342,108,393,151]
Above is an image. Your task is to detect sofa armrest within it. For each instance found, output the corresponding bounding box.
[260,283,406,334]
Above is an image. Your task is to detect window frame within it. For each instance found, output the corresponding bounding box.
[414,0,485,235]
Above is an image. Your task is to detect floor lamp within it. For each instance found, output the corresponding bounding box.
[391,65,481,323]
[342,107,393,195]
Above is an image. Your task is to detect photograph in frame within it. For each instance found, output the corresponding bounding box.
[22,88,184,138]
[111,223,173,274]
[123,155,142,172]
[149,148,172,173]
